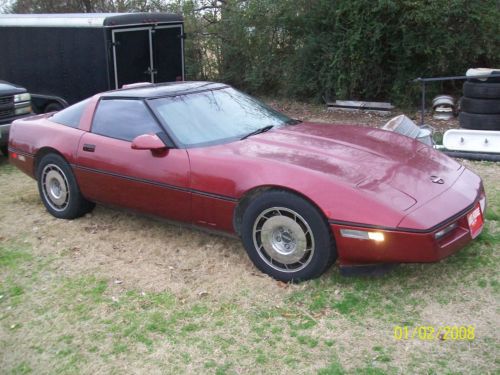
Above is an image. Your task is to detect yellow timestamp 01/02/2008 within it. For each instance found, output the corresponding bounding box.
[393,325,475,341]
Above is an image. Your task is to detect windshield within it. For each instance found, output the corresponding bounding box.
[148,87,292,147]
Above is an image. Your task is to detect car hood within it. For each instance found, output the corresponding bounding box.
[224,122,463,211]
[0,80,27,96]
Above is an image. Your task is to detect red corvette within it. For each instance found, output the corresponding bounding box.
[8,82,486,281]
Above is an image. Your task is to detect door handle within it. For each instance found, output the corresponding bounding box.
[83,144,95,152]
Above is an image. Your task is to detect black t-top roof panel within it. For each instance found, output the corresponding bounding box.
[103,81,228,99]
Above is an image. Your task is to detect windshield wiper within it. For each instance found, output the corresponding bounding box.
[286,119,302,125]
[240,125,274,140]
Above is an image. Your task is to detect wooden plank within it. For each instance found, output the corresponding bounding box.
[326,100,394,111]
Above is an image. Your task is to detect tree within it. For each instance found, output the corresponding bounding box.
[4,0,500,105]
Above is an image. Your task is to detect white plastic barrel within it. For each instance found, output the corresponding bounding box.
[382,115,420,138]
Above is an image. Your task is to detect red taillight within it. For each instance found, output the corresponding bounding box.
[11,152,17,159]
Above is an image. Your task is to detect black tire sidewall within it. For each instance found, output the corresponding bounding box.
[36,154,89,219]
[461,97,500,114]
[459,112,500,131]
[241,190,336,282]
[463,82,500,99]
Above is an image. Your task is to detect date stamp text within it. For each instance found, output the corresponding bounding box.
[393,325,475,341]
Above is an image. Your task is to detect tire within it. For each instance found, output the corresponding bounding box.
[461,97,500,114]
[463,82,500,99]
[0,145,7,156]
[44,102,64,113]
[241,190,337,282]
[36,153,95,219]
[459,112,500,131]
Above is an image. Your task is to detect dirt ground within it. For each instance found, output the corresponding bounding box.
[0,107,498,374]
[267,99,460,131]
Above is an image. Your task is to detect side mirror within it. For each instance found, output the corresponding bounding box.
[131,134,167,152]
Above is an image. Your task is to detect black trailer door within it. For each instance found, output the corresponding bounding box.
[153,26,184,83]
[112,28,153,88]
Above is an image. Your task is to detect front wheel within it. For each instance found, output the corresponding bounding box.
[36,153,94,219]
[241,190,337,282]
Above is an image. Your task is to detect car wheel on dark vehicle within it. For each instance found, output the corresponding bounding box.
[37,154,94,219]
[44,102,64,113]
[241,190,337,282]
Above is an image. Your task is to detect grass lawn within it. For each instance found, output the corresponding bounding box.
[0,149,498,373]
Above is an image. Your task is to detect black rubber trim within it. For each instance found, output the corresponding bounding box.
[7,147,34,157]
[442,150,500,162]
[72,164,238,202]
[328,200,478,234]
[155,131,175,149]
[9,147,238,202]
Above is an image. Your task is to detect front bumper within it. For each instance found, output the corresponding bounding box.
[0,122,10,146]
[0,113,33,146]
[331,198,485,266]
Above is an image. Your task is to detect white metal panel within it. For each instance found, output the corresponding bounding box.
[443,129,500,154]
[0,13,182,28]
[0,14,116,28]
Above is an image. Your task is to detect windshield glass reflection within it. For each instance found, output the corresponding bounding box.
[149,87,292,147]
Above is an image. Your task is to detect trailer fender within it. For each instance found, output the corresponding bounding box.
[31,94,68,113]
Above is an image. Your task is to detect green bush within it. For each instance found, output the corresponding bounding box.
[185,0,500,106]
[7,0,500,105]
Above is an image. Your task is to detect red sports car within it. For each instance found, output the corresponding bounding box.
[8,82,486,281]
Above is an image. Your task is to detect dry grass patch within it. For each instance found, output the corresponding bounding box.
[0,136,499,374]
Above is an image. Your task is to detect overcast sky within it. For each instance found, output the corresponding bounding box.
[0,0,12,13]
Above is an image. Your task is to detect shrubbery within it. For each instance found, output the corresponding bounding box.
[8,0,500,105]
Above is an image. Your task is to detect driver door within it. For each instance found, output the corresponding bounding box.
[75,98,191,223]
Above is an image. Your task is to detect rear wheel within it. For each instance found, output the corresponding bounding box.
[241,190,336,282]
[36,153,94,219]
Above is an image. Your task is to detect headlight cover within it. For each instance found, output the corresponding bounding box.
[15,105,32,115]
[14,93,31,102]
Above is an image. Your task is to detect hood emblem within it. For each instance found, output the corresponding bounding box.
[430,175,445,184]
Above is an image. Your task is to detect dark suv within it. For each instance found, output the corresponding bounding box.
[0,81,32,155]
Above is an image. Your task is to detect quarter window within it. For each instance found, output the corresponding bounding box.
[51,99,90,128]
[91,99,161,141]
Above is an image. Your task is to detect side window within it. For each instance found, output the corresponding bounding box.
[51,98,90,128]
[91,99,161,141]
